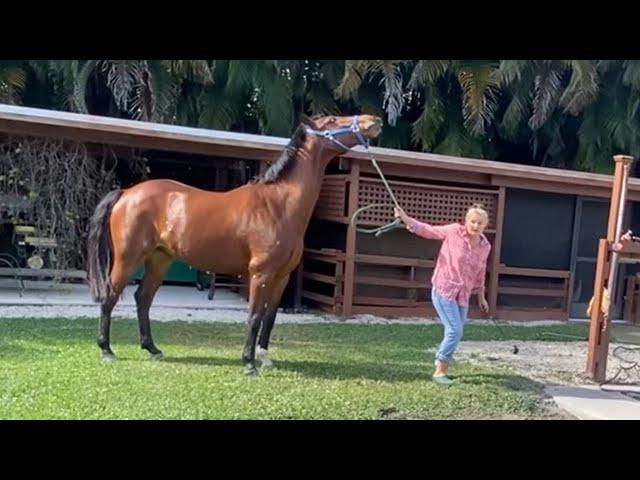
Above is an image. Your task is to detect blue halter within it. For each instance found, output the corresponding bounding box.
[304,115,370,151]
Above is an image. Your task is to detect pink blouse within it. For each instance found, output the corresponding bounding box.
[407,219,491,307]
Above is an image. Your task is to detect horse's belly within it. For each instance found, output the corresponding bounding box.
[174,235,248,275]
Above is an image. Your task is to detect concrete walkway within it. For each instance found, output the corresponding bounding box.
[0,278,247,309]
[545,384,640,420]
[546,323,640,420]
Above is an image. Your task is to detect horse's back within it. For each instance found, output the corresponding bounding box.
[126,178,207,195]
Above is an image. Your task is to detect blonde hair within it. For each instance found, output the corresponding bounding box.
[466,203,489,224]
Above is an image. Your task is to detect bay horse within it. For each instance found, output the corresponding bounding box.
[87,113,383,375]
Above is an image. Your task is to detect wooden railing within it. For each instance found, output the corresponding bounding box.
[301,248,575,320]
[301,248,345,314]
[496,266,574,320]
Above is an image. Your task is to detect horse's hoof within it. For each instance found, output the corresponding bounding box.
[101,353,117,363]
[259,356,274,369]
[244,365,259,376]
[150,352,164,361]
[256,347,274,369]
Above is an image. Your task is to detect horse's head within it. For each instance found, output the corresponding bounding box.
[301,114,383,152]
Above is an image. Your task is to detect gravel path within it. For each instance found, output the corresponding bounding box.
[455,340,640,386]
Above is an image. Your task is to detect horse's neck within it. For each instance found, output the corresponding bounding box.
[279,147,332,232]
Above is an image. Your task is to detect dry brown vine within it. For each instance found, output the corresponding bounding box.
[0,136,146,273]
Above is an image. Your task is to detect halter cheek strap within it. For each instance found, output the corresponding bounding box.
[304,115,370,151]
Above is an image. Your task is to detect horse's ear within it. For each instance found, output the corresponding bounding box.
[299,114,315,127]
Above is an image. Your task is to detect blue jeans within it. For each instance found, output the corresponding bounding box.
[431,288,468,364]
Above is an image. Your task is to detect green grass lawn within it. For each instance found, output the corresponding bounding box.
[0,318,589,420]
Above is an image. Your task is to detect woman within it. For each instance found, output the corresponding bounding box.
[394,204,491,385]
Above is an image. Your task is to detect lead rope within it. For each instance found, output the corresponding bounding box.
[350,148,403,236]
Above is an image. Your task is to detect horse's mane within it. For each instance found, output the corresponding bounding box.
[252,115,324,184]
[251,124,307,184]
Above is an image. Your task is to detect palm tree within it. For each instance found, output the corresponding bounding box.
[8,59,640,174]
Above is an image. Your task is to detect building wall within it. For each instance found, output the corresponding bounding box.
[501,188,576,270]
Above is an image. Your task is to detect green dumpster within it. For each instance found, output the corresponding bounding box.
[132,260,198,284]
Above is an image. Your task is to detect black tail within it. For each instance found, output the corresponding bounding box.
[87,189,124,303]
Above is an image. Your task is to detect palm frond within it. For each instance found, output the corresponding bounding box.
[164,60,214,84]
[224,60,255,96]
[408,60,452,89]
[623,60,640,90]
[379,60,405,126]
[0,64,27,103]
[334,60,376,100]
[627,89,640,121]
[411,84,445,150]
[143,60,177,122]
[457,62,500,136]
[71,60,97,113]
[559,60,599,115]
[499,81,534,141]
[198,85,241,130]
[529,60,565,130]
[129,61,155,121]
[101,60,140,111]
[495,60,531,85]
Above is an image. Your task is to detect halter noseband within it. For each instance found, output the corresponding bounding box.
[304,115,370,151]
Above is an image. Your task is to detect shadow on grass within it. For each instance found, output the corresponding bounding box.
[453,372,545,394]
[0,342,35,359]
[161,356,239,367]
[163,355,427,381]
[162,354,545,390]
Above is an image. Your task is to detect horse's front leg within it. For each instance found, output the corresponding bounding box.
[242,271,274,376]
[256,273,291,369]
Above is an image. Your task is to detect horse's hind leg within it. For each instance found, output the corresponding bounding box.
[135,250,172,359]
[98,258,136,362]
[98,293,119,362]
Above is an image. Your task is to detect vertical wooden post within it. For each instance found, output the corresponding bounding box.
[586,239,610,381]
[586,154,634,382]
[488,187,506,318]
[342,160,360,318]
[606,159,628,240]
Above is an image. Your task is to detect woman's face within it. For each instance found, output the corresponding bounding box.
[465,211,488,237]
